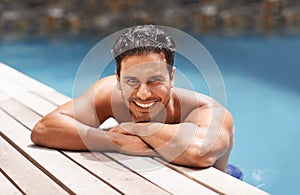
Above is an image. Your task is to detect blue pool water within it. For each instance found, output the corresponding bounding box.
[1,35,300,194]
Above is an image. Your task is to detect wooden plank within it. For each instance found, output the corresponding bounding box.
[0,78,27,98]
[0,110,119,194]
[0,91,9,103]
[34,91,70,106]
[0,63,54,94]
[1,99,41,130]
[14,92,57,116]
[106,153,217,195]
[0,170,22,195]
[65,152,170,194]
[164,162,270,195]
[0,136,68,194]
[0,79,57,117]
[0,63,70,105]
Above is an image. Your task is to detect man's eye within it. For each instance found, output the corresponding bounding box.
[148,77,164,84]
[126,79,139,85]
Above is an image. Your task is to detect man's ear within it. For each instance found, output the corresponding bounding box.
[115,71,121,90]
[170,66,176,88]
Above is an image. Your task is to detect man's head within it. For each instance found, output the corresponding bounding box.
[112,25,176,77]
[112,25,176,122]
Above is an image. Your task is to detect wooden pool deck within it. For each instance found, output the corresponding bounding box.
[0,62,269,194]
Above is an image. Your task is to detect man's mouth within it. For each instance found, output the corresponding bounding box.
[134,101,155,108]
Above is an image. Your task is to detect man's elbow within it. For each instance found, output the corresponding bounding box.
[187,151,216,168]
[186,143,217,168]
[194,156,216,168]
[31,119,48,146]
[172,153,216,168]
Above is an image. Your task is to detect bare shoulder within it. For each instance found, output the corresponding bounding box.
[174,87,233,132]
[61,75,118,126]
[76,75,117,103]
[91,76,119,121]
[173,87,214,112]
[95,75,118,90]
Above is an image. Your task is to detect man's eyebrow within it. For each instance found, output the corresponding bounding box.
[148,74,165,80]
[151,74,165,78]
[123,76,138,80]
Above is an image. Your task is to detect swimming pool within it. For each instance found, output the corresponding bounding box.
[1,35,299,195]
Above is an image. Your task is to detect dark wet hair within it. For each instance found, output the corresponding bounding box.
[112,25,176,77]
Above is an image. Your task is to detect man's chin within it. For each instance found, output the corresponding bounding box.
[131,114,152,123]
[129,106,165,123]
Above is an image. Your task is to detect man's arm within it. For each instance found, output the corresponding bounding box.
[110,97,234,168]
[31,77,158,156]
[31,108,157,156]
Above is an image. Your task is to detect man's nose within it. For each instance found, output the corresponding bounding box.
[136,83,151,100]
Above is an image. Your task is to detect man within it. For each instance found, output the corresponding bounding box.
[31,25,234,175]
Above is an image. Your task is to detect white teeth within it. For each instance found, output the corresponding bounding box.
[135,101,154,108]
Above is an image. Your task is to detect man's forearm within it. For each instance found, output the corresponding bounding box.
[31,113,158,157]
[31,113,115,151]
[117,122,208,166]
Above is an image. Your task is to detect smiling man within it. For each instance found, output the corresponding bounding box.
[31,25,237,176]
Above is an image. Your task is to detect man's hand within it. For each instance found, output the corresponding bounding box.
[110,122,163,136]
[109,125,159,157]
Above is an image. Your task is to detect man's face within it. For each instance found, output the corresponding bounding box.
[117,52,174,122]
